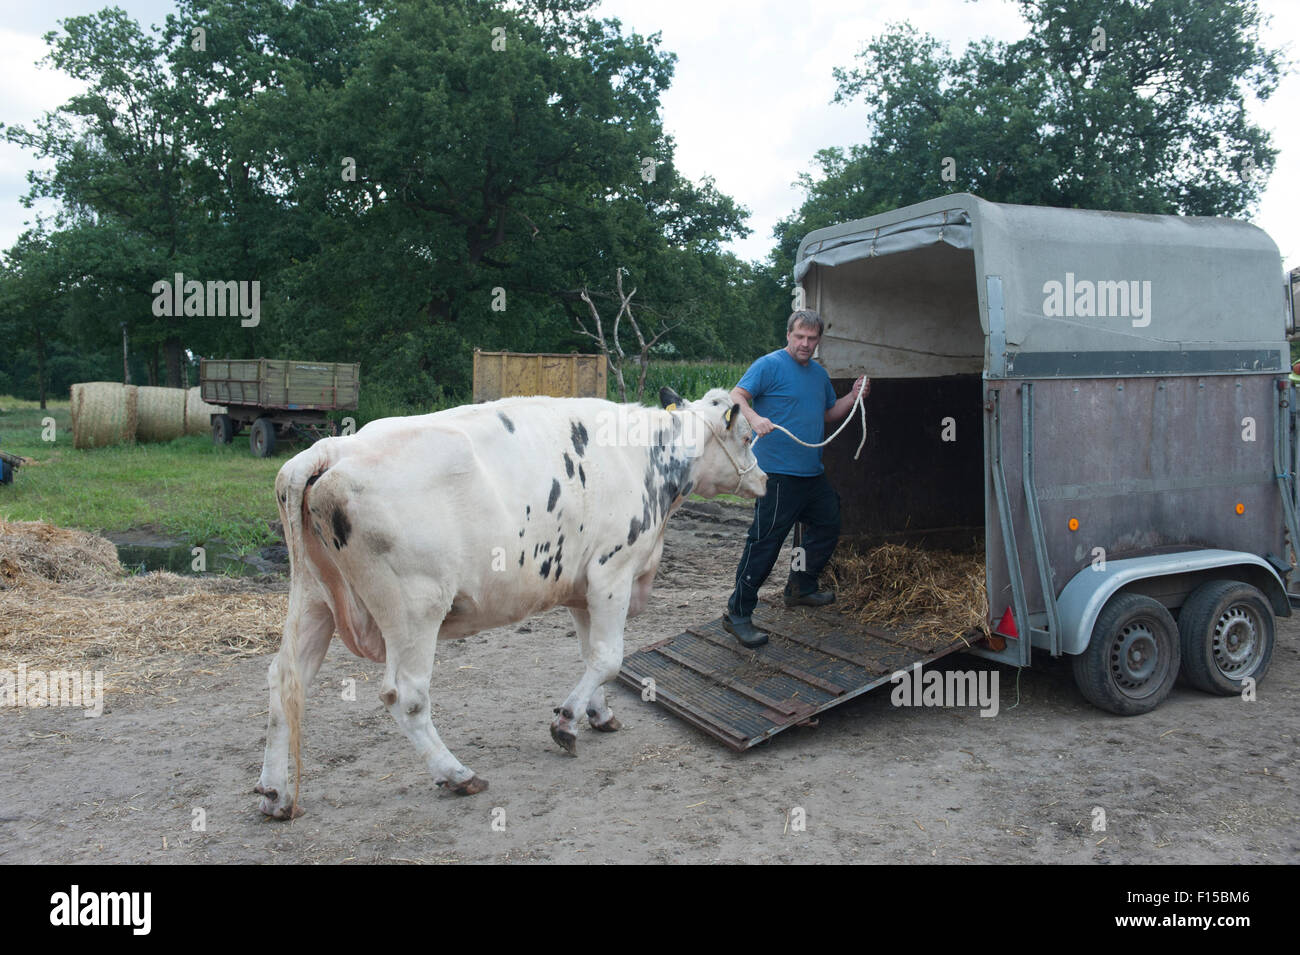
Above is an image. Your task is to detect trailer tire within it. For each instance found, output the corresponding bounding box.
[212,414,234,445]
[250,418,277,458]
[1176,580,1273,696]
[1072,593,1180,716]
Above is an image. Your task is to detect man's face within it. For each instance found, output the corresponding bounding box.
[786,321,821,365]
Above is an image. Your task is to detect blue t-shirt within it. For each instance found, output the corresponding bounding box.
[737,349,837,476]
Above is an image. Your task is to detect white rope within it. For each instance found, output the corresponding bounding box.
[754,381,869,460]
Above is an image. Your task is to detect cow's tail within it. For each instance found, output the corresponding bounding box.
[273,446,332,817]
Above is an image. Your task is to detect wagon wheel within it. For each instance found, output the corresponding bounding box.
[212,413,234,445]
[250,418,277,457]
[1176,580,1274,695]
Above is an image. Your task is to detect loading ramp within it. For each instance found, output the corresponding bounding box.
[618,600,983,751]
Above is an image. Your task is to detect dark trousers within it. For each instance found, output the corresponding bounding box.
[728,472,841,619]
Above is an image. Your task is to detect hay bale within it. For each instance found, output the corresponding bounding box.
[827,542,989,644]
[0,520,122,585]
[183,386,226,436]
[135,386,188,443]
[70,382,138,449]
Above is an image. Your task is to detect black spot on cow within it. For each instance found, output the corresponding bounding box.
[578,464,586,487]
[598,544,623,565]
[579,524,584,532]
[556,534,565,550]
[518,552,524,566]
[570,420,589,457]
[526,505,530,520]
[541,541,551,553]
[547,479,561,512]
[563,453,574,479]
[555,562,563,580]
[331,508,352,549]
[533,542,540,558]
[539,557,552,578]
[305,470,324,488]
[519,528,525,537]
[497,411,515,433]
[627,517,641,546]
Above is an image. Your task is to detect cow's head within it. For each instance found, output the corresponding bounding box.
[660,387,767,499]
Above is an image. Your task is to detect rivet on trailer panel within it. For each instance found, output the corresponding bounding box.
[1068,518,1079,531]
[1235,503,1246,515]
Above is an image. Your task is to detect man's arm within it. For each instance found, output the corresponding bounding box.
[729,386,774,436]
[825,376,869,424]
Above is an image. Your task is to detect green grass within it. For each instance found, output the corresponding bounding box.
[1,397,282,553]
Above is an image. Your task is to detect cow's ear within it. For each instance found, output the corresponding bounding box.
[725,403,740,430]
[660,386,684,411]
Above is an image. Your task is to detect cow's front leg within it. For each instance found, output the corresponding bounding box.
[566,607,621,734]
[552,591,629,755]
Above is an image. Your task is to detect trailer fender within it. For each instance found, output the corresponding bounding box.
[1057,550,1289,656]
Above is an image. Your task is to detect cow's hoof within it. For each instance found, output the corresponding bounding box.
[256,784,304,819]
[550,723,578,756]
[441,775,489,796]
[589,715,622,733]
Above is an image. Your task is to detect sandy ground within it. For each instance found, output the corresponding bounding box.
[1,501,1297,864]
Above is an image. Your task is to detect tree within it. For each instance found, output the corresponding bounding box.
[769,0,1284,298]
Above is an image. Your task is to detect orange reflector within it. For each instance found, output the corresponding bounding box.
[1068,518,1079,531]
[995,606,1019,638]
[1235,503,1245,515]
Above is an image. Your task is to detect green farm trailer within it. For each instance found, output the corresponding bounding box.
[200,358,360,457]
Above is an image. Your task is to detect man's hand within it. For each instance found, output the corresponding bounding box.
[751,415,775,437]
[851,376,870,400]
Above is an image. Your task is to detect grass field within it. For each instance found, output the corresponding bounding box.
[1,397,282,553]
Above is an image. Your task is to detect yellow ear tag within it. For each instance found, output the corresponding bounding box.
[723,407,733,425]
[665,403,677,411]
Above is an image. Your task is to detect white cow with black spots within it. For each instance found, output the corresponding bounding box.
[256,387,766,818]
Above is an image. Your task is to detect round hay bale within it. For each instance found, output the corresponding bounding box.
[70,382,138,450]
[135,386,188,443]
[184,386,226,436]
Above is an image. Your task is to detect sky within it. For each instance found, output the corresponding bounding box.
[1,0,1296,268]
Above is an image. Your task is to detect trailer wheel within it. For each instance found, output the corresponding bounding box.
[250,418,277,458]
[212,414,234,445]
[1072,593,1180,716]
[1176,580,1273,696]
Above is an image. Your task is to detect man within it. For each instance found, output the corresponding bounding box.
[723,309,867,648]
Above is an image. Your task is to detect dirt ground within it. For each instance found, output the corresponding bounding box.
[2,501,1297,864]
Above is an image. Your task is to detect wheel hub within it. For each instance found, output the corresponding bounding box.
[1212,605,1260,678]
[1109,622,1164,695]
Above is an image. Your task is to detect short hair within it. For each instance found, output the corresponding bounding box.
[787,309,824,335]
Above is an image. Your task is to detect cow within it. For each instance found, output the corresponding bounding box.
[255,386,767,818]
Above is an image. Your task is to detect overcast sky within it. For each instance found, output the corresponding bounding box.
[2,0,1296,267]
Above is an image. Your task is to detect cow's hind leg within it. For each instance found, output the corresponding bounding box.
[258,595,334,819]
[380,609,486,796]
[552,595,629,755]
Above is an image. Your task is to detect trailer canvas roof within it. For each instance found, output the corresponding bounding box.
[795,194,1287,379]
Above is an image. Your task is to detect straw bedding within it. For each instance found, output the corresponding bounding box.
[0,521,286,698]
[825,543,990,647]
